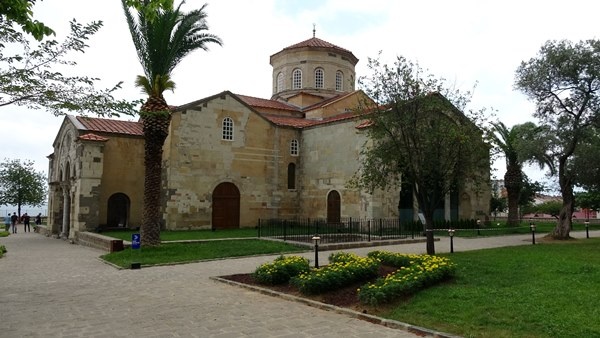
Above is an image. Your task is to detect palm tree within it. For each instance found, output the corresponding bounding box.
[122,0,222,246]
[490,121,523,226]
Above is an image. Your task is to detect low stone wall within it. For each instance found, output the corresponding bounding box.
[76,231,124,253]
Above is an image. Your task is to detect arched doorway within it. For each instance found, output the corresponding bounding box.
[212,182,240,229]
[107,193,130,228]
[327,190,341,224]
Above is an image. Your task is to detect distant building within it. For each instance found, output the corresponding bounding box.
[47,34,490,238]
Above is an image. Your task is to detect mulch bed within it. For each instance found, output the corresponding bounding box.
[219,265,400,314]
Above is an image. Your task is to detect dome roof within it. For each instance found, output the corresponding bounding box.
[271,36,358,65]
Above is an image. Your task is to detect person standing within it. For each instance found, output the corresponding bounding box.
[23,213,31,232]
[35,213,42,226]
[10,212,18,234]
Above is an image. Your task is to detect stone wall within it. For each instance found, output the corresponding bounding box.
[164,94,300,229]
[76,231,124,253]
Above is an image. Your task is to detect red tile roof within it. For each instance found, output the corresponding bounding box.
[78,133,109,142]
[236,94,300,112]
[261,111,363,129]
[76,116,143,136]
[283,37,353,54]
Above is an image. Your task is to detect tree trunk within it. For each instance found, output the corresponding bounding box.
[140,96,171,247]
[424,213,435,255]
[504,166,522,226]
[551,173,573,239]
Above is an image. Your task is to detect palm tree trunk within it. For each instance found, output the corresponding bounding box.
[140,96,170,246]
[504,166,522,226]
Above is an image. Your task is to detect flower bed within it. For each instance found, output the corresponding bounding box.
[245,251,455,306]
[359,252,456,305]
[291,252,380,295]
[252,255,310,285]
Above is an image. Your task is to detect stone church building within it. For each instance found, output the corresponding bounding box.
[47,34,490,238]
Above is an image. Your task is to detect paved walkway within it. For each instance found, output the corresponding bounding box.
[1,230,597,338]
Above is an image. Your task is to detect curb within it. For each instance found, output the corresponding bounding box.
[210,276,462,338]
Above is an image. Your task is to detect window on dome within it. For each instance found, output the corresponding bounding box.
[277,72,284,92]
[335,71,343,91]
[293,69,302,89]
[315,68,324,89]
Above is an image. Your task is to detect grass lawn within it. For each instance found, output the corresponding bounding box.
[434,221,599,238]
[101,228,258,241]
[100,239,306,268]
[382,238,600,338]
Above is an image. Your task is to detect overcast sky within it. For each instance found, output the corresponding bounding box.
[2,0,599,194]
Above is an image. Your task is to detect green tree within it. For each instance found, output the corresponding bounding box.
[489,122,523,226]
[0,0,54,40]
[574,191,600,219]
[0,159,47,217]
[351,56,490,255]
[490,194,506,219]
[518,177,545,218]
[0,19,140,116]
[515,39,600,239]
[489,121,548,225]
[570,130,600,191]
[122,0,222,246]
[533,200,563,219]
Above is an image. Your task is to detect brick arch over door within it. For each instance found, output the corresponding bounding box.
[212,182,240,229]
[327,190,341,224]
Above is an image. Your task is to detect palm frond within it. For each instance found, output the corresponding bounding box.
[122,1,222,97]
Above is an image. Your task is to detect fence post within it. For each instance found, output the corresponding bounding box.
[258,219,261,238]
[367,219,371,242]
[283,219,287,241]
[349,217,352,242]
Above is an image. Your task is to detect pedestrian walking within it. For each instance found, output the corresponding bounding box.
[23,213,31,232]
[10,212,18,234]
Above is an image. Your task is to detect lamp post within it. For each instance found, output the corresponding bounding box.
[585,220,590,239]
[311,235,321,268]
[448,228,455,253]
[476,219,481,236]
[530,222,536,245]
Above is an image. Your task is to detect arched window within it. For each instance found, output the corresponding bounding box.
[287,163,296,189]
[350,75,354,90]
[315,68,324,89]
[222,117,233,140]
[292,69,302,89]
[277,72,284,92]
[290,139,299,156]
[335,71,343,91]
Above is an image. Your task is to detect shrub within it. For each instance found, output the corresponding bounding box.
[367,250,412,267]
[252,255,310,285]
[291,252,380,295]
[0,244,6,258]
[358,252,456,306]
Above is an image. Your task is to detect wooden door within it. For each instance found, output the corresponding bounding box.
[327,190,341,224]
[212,182,240,229]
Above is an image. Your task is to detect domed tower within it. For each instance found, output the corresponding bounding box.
[270,30,359,106]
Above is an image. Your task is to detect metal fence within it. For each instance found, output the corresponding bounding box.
[258,217,486,244]
[257,217,425,244]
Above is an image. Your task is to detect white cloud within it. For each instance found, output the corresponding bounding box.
[2,0,599,186]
